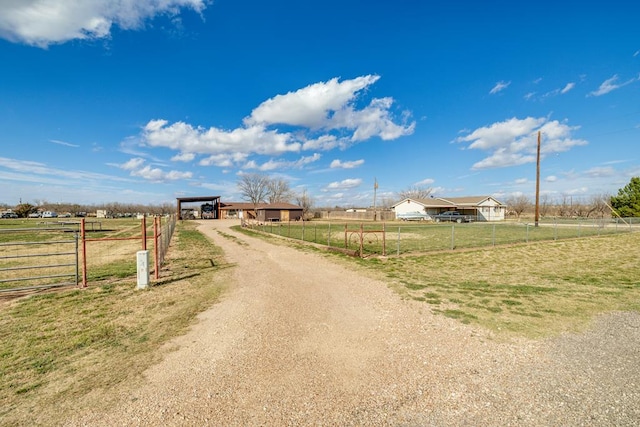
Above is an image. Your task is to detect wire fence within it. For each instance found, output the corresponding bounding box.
[244,217,639,256]
[0,215,177,293]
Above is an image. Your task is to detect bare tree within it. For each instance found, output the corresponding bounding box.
[397,185,433,201]
[238,173,270,218]
[587,193,610,218]
[539,193,551,218]
[295,189,314,220]
[506,195,531,219]
[557,195,572,217]
[267,178,294,203]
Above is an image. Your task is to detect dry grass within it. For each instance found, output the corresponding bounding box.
[238,225,640,338]
[0,221,229,426]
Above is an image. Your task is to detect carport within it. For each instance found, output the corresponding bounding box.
[176,196,221,220]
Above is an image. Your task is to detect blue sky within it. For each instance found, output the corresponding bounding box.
[1,0,639,208]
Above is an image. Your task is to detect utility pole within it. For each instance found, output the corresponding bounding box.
[535,131,541,227]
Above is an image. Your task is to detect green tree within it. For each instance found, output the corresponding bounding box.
[14,203,35,218]
[610,177,640,217]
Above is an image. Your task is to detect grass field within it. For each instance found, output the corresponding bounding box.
[0,220,228,426]
[238,224,640,338]
[250,218,634,255]
[1,218,638,425]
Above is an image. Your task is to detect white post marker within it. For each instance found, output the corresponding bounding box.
[137,250,150,289]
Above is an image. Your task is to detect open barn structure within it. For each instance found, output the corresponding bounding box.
[176,196,221,220]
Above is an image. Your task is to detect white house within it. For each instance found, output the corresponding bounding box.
[391,196,506,221]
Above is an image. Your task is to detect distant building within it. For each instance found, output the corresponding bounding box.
[392,196,506,221]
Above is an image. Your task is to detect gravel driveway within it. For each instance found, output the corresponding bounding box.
[68,219,640,426]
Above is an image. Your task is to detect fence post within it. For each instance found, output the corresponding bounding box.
[344,223,347,249]
[302,220,305,242]
[382,222,386,256]
[154,216,160,280]
[328,222,331,247]
[359,223,364,257]
[397,226,400,256]
[75,232,80,286]
[451,225,455,250]
[492,224,496,246]
[81,218,87,288]
[141,216,147,250]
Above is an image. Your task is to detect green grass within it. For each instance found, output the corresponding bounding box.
[246,219,632,255]
[0,220,228,426]
[236,224,640,338]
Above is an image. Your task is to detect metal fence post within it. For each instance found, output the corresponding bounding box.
[328,222,331,247]
[451,225,455,250]
[492,224,496,246]
[81,218,87,288]
[397,226,401,256]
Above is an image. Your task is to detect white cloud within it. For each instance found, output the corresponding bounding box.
[142,120,301,157]
[244,76,415,142]
[243,153,321,172]
[119,157,192,182]
[139,75,414,172]
[326,178,362,190]
[456,117,588,170]
[245,75,379,128]
[545,175,557,182]
[414,178,435,186]
[584,166,616,178]
[560,82,575,94]
[330,159,364,169]
[515,178,528,184]
[588,74,639,96]
[489,81,510,94]
[171,152,195,162]
[50,139,79,148]
[121,157,146,170]
[0,0,207,48]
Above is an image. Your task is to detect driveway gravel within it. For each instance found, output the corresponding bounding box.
[67,220,640,426]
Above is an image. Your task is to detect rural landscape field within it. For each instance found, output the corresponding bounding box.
[1,217,639,425]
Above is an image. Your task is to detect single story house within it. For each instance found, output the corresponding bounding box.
[392,196,506,221]
[220,202,304,222]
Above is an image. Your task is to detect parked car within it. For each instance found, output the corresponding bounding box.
[1,212,18,218]
[28,212,41,218]
[433,211,474,223]
[41,211,58,218]
[397,211,429,221]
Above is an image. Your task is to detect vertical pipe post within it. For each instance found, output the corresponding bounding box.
[382,222,386,256]
[141,215,147,250]
[451,225,455,250]
[81,218,87,288]
[154,216,160,280]
[397,226,400,256]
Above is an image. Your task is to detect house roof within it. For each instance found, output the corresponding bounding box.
[220,202,256,210]
[220,202,303,211]
[392,196,503,209]
[256,203,302,211]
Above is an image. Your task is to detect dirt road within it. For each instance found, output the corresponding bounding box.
[69,220,640,426]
